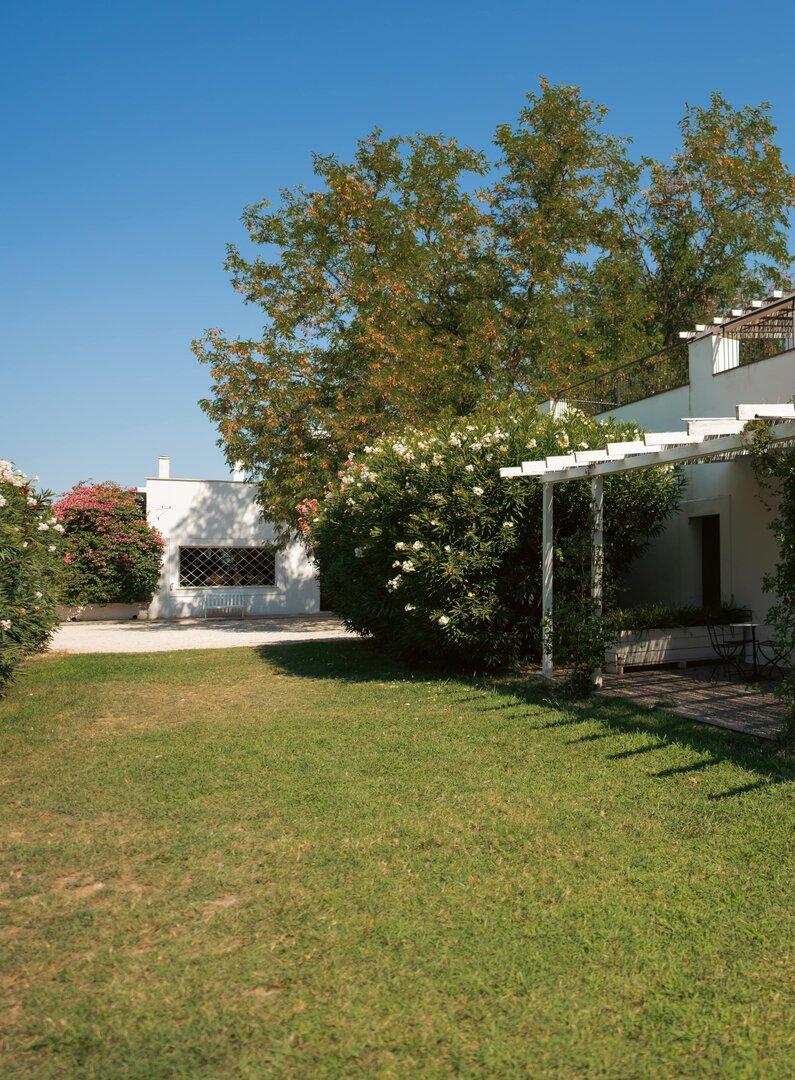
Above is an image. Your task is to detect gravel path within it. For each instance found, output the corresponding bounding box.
[51,615,352,654]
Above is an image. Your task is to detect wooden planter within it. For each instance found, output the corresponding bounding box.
[605,626,717,675]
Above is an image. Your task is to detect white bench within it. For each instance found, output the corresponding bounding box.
[203,592,248,619]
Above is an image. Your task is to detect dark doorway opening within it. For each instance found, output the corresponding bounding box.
[700,515,721,606]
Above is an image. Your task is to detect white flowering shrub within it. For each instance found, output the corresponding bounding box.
[307,405,683,671]
[0,460,63,692]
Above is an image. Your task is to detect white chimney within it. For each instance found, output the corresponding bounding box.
[232,461,246,482]
[158,454,170,479]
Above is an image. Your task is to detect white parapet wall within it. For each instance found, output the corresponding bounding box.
[144,466,320,619]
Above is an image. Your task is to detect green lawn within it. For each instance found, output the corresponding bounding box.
[1,642,793,1077]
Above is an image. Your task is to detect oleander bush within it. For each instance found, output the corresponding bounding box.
[306,403,683,672]
[0,460,63,692]
[54,483,164,606]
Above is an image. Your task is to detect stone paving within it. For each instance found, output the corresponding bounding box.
[599,666,786,740]
[51,614,352,654]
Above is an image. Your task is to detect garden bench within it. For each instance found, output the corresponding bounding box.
[202,592,247,619]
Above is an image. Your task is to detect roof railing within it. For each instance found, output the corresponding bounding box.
[549,341,689,417]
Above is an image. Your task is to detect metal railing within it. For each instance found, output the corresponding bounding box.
[550,341,689,417]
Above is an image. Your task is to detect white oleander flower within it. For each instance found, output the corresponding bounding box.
[27,496,37,506]
[437,615,450,626]
[386,576,402,591]
[404,604,415,612]
[401,560,415,572]
[48,544,56,552]
[35,591,43,599]
[354,547,363,558]
[53,523,65,533]
[411,541,423,551]
[465,464,474,472]
[472,486,484,496]
[0,619,10,631]
[38,522,49,531]
[395,541,406,551]
[502,521,515,529]
[444,545,451,553]
[0,495,6,508]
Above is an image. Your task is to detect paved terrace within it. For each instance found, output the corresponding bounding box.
[599,668,786,741]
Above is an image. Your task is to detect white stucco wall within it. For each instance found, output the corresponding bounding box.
[598,339,793,633]
[144,476,319,619]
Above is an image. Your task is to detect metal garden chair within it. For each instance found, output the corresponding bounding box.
[706,623,747,683]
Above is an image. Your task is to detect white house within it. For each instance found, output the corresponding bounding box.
[143,456,319,619]
[502,290,795,676]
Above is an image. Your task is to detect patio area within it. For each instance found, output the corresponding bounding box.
[599,666,786,740]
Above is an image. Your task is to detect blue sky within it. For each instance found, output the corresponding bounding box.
[2,0,793,493]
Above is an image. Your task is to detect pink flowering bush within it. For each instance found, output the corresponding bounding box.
[54,483,164,605]
[0,460,63,692]
[308,403,683,672]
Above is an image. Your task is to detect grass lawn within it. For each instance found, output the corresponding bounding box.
[1,641,793,1077]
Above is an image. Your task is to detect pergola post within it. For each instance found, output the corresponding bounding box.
[541,482,554,678]
[590,475,604,688]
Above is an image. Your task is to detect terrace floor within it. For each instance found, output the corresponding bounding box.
[600,666,786,740]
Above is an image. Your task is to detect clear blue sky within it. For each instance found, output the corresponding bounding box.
[2,0,793,493]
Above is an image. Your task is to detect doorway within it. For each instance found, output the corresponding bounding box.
[699,514,721,606]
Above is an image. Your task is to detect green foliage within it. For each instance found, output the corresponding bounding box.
[54,483,164,606]
[746,423,795,738]
[0,460,62,692]
[197,82,793,529]
[308,404,682,672]
[614,603,752,632]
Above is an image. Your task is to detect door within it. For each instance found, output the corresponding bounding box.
[700,515,721,606]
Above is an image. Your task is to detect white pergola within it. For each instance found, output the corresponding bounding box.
[500,404,795,683]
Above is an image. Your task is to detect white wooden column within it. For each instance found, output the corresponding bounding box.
[590,475,604,688]
[541,482,554,678]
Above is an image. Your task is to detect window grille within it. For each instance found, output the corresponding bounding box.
[178,546,277,588]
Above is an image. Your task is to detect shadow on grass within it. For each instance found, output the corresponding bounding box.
[258,639,794,794]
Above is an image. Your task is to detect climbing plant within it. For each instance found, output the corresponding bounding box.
[746,421,795,740]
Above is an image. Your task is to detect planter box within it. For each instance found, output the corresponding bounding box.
[58,604,149,622]
[605,626,719,674]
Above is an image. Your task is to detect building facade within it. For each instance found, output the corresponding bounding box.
[556,294,795,638]
[143,457,319,619]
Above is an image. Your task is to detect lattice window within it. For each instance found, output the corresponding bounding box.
[178,546,277,588]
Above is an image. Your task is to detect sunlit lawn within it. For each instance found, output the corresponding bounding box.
[1,641,792,1077]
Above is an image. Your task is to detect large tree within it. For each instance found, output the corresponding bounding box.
[196,84,793,527]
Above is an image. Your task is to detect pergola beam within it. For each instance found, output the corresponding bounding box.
[506,421,795,483]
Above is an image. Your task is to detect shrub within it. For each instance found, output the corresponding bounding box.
[54,483,164,606]
[615,603,751,632]
[747,423,795,740]
[0,461,63,692]
[307,404,683,672]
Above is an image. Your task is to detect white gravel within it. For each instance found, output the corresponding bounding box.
[51,615,352,654]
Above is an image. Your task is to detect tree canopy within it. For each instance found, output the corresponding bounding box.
[195,83,794,527]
